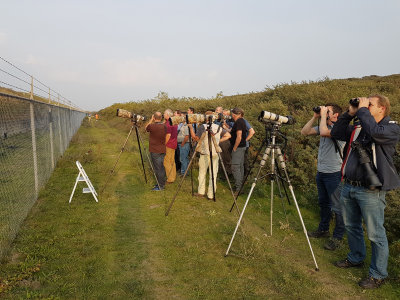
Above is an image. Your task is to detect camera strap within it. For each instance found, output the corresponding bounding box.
[341,125,361,176]
[331,138,343,160]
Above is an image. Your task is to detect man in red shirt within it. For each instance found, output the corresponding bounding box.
[145,112,167,191]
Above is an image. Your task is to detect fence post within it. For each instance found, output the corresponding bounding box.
[49,107,55,169]
[30,102,39,195]
[30,76,34,100]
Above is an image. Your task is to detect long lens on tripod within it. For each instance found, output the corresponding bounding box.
[259,111,295,125]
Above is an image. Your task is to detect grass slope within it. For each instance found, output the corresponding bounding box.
[0,118,399,299]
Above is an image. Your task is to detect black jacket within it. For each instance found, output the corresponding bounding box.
[331,108,400,191]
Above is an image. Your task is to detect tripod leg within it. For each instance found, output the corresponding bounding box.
[229,139,266,212]
[135,125,147,183]
[165,133,206,216]
[136,127,160,188]
[210,135,240,215]
[101,126,134,193]
[207,132,216,201]
[276,148,319,271]
[189,137,194,196]
[225,146,271,256]
[270,146,276,236]
[225,182,258,256]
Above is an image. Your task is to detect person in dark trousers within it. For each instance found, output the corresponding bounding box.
[145,112,167,191]
[301,103,345,251]
[229,107,247,194]
[331,95,400,289]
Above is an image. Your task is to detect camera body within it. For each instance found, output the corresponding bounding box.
[258,111,295,125]
[116,109,146,122]
[351,141,382,190]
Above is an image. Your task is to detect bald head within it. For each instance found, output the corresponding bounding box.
[153,111,162,121]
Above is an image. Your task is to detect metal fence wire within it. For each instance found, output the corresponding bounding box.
[0,93,86,258]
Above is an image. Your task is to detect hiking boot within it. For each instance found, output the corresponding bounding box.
[359,276,385,289]
[324,238,342,251]
[334,258,364,268]
[307,230,330,238]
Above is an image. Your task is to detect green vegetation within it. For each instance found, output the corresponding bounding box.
[1,75,400,298]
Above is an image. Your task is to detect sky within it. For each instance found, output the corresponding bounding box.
[1,0,400,111]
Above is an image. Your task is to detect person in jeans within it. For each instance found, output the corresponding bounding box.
[301,103,345,251]
[145,112,167,191]
[331,95,400,289]
[229,108,247,194]
[177,116,190,176]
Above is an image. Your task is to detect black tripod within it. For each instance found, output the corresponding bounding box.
[101,120,159,192]
[224,121,319,271]
[165,120,240,216]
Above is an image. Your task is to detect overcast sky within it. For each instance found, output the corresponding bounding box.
[1,0,399,111]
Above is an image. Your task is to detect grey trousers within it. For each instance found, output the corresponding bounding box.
[150,152,166,188]
[231,147,246,192]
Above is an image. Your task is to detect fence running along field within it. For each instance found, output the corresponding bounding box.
[0,93,86,258]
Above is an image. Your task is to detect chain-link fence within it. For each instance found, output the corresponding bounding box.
[0,93,86,258]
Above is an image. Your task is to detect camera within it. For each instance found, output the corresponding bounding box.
[349,98,360,107]
[312,106,321,113]
[351,141,382,190]
[258,111,295,125]
[116,109,146,122]
[168,113,229,126]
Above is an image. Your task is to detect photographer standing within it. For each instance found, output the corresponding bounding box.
[163,109,178,184]
[331,95,400,289]
[145,112,167,191]
[301,104,345,251]
[194,111,231,199]
[230,108,247,194]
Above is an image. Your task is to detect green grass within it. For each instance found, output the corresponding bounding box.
[1,118,399,299]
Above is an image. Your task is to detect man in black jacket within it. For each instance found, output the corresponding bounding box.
[331,94,400,289]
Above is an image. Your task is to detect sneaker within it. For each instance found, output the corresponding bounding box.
[152,185,164,191]
[324,238,342,251]
[358,276,385,289]
[307,230,330,238]
[334,258,364,268]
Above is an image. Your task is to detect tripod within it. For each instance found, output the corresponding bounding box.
[165,121,240,216]
[229,126,291,213]
[225,122,319,271]
[101,120,159,192]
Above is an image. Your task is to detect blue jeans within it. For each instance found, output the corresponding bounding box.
[178,143,190,175]
[341,183,388,279]
[316,171,345,239]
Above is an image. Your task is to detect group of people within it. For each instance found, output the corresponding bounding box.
[145,94,399,289]
[301,94,400,289]
[145,107,255,199]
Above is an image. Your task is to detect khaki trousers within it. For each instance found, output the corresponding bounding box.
[164,147,176,183]
[198,154,219,199]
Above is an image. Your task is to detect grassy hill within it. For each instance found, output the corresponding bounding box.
[0,117,399,298]
[100,74,400,243]
[1,75,399,298]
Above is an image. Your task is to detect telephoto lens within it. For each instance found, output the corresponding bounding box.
[312,106,321,113]
[349,98,360,107]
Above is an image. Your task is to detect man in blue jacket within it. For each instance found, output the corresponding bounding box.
[331,94,400,289]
